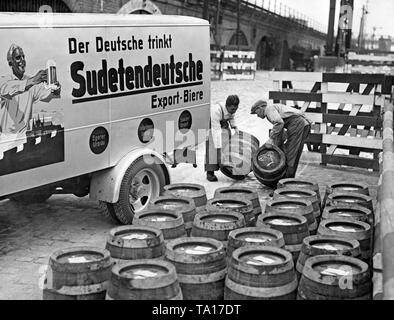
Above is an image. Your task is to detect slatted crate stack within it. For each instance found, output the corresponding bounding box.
[210,49,222,81]
[268,72,394,171]
[222,50,256,81]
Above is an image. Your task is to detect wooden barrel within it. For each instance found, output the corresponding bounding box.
[296,235,361,279]
[162,183,207,208]
[42,247,113,300]
[278,178,322,206]
[325,192,374,214]
[220,131,260,180]
[265,198,317,235]
[297,255,372,300]
[318,219,372,263]
[323,181,370,208]
[224,246,298,300]
[205,197,255,227]
[148,196,196,236]
[165,237,227,300]
[106,259,183,300]
[273,188,321,224]
[256,213,310,263]
[191,211,245,248]
[105,226,165,262]
[252,144,287,188]
[132,209,186,241]
[214,187,262,223]
[322,205,374,226]
[227,227,285,260]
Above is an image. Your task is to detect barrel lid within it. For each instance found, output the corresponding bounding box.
[151,196,194,210]
[215,187,255,196]
[57,251,103,264]
[236,231,277,243]
[325,221,367,233]
[257,149,282,170]
[308,237,355,251]
[329,182,368,192]
[314,261,362,277]
[209,199,246,208]
[279,178,316,187]
[174,243,217,255]
[202,214,239,223]
[275,188,316,198]
[120,264,168,279]
[264,216,302,226]
[329,192,371,202]
[233,246,291,267]
[325,206,369,219]
[269,199,310,209]
[163,183,205,196]
[136,209,180,222]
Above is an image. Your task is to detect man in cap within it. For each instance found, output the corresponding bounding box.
[205,95,240,182]
[251,100,311,178]
[0,44,61,150]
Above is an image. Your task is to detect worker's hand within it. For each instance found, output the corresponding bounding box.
[265,138,274,146]
[26,70,47,90]
[52,81,61,96]
[233,128,239,135]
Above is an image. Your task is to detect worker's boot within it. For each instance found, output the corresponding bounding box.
[206,171,218,182]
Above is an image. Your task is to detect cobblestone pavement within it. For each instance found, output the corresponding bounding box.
[0,72,380,299]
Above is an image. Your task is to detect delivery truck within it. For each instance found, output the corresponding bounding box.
[0,12,211,224]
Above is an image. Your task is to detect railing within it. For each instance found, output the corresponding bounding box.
[267,72,393,171]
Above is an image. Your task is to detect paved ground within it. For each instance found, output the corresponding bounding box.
[0,72,380,299]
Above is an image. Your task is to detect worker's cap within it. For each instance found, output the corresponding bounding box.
[250,100,267,114]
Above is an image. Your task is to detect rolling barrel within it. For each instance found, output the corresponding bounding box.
[318,219,372,263]
[165,237,227,300]
[256,213,310,263]
[220,131,260,180]
[224,246,298,300]
[43,247,113,300]
[278,178,322,207]
[105,226,165,262]
[227,227,285,260]
[106,259,183,300]
[132,209,186,240]
[148,196,196,236]
[205,197,255,227]
[191,211,245,248]
[273,188,321,224]
[162,183,207,208]
[214,187,262,223]
[252,144,287,188]
[295,235,361,279]
[265,198,317,235]
[297,255,372,300]
[323,182,370,208]
[322,205,374,226]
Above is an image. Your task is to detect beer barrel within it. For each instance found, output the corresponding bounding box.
[105,226,165,262]
[227,227,285,260]
[132,209,186,240]
[191,211,245,248]
[256,213,310,262]
[265,198,317,235]
[224,246,298,300]
[318,219,372,263]
[42,247,113,300]
[322,205,374,226]
[296,235,361,279]
[297,255,372,300]
[165,237,227,300]
[278,178,322,206]
[325,192,374,214]
[220,131,260,180]
[273,188,321,224]
[148,196,196,236]
[162,183,207,208]
[205,197,255,227]
[214,187,262,222]
[323,181,370,208]
[106,259,182,300]
[252,144,287,188]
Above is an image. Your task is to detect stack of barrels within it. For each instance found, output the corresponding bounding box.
[42,180,375,300]
[220,131,260,180]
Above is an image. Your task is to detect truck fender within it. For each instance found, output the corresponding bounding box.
[89,147,170,203]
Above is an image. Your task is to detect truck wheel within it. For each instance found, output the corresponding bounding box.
[111,157,167,225]
[9,188,53,204]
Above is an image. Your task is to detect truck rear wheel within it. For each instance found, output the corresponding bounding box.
[9,187,53,204]
[109,157,167,225]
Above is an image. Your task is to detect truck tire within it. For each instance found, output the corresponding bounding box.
[109,156,167,225]
[9,188,53,204]
[98,201,122,224]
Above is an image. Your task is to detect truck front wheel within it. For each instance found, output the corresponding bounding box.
[107,156,167,224]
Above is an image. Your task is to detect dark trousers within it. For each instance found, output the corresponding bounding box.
[204,128,231,172]
[280,115,311,178]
